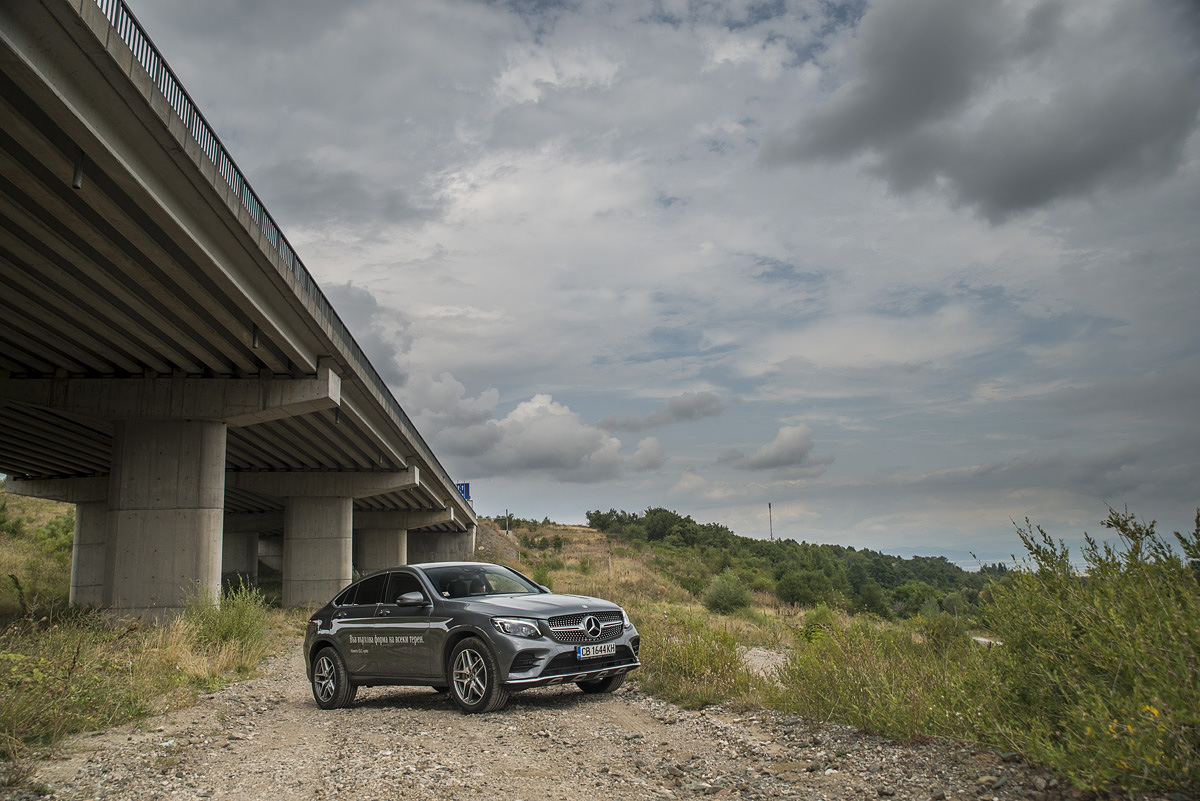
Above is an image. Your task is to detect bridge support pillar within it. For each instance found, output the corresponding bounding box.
[354,528,407,573]
[222,531,259,588]
[408,526,476,563]
[71,500,108,607]
[104,420,227,620]
[282,496,352,608]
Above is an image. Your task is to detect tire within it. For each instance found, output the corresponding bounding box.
[311,647,357,709]
[577,672,626,694]
[447,637,510,713]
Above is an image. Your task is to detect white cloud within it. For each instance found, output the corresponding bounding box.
[631,437,666,471]
[457,394,622,483]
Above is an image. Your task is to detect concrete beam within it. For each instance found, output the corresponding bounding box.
[355,507,458,531]
[228,467,418,500]
[0,369,340,424]
[6,475,107,504]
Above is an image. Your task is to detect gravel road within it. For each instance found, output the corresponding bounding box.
[20,634,1071,801]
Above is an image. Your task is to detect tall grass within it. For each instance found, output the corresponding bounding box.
[764,611,999,741]
[537,513,1198,794]
[983,509,1200,791]
[0,583,288,777]
[632,604,758,709]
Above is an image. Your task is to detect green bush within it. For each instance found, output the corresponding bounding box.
[529,561,553,590]
[702,569,751,614]
[183,581,270,648]
[776,569,832,606]
[984,508,1200,792]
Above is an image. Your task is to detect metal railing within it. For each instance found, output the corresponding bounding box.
[88,0,463,502]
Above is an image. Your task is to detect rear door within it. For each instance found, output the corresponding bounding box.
[333,573,388,674]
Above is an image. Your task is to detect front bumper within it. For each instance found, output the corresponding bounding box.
[501,634,641,688]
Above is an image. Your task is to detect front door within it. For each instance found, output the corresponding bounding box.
[370,570,434,680]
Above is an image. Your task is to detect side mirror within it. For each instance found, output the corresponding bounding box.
[396,591,427,606]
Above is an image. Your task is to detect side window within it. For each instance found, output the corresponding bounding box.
[385,571,423,603]
[333,584,356,606]
[354,574,388,605]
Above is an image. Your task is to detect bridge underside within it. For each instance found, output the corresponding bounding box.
[0,0,475,617]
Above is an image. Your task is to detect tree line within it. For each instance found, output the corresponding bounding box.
[585,506,999,619]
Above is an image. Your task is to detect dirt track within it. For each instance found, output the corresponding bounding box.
[21,634,1067,801]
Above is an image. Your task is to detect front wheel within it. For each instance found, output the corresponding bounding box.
[311,647,357,709]
[577,672,626,694]
[448,638,510,713]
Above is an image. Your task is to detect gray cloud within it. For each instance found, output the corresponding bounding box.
[322,282,411,388]
[631,436,666,471]
[763,0,1200,221]
[721,425,832,477]
[258,158,433,231]
[423,392,622,484]
[597,391,724,431]
[744,425,816,470]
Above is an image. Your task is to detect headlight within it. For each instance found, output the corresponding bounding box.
[621,609,632,629]
[492,617,542,639]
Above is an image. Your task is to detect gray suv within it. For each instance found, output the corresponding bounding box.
[303,561,641,713]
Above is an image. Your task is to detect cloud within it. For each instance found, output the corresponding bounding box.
[322,282,411,388]
[597,391,725,431]
[426,393,622,483]
[762,0,1200,221]
[719,425,833,478]
[631,437,666,471]
[258,157,432,230]
[744,425,817,470]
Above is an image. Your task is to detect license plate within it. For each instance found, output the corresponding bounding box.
[576,643,616,659]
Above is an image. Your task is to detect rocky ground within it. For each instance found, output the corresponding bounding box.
[9,634,1085,801]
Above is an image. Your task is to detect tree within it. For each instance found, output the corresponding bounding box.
[776,569,833,607]
[702,570,752,614]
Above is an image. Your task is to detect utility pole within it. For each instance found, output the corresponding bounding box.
[769,502,774,541]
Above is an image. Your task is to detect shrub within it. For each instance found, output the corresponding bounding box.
[776,569,832,606]
[984,508,1200,792]
[702,570,751,614]
[182,581,270,649]
[529,561,553,590]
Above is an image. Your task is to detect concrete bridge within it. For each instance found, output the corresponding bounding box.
[0,0,477,617]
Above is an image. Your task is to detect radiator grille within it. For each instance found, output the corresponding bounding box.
[547,611,624,643]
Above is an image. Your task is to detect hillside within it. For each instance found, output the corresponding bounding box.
[479,511,994,623]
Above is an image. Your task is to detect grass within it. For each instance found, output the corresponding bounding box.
[0,584,300,788]
[1,508,1193,795]
[517,516,1200,795]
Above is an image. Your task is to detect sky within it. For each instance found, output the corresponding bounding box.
[126,0,1200,564]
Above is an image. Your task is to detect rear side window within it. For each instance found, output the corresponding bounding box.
[353,574,388,605]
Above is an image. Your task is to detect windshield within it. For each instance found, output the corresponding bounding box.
[423,564,541,599]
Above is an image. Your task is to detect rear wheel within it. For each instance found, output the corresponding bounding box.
[448,638,510,713]
[577,673,626,694]
[311,647,357,709]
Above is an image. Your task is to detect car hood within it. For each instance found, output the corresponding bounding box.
[459,593,621,618]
